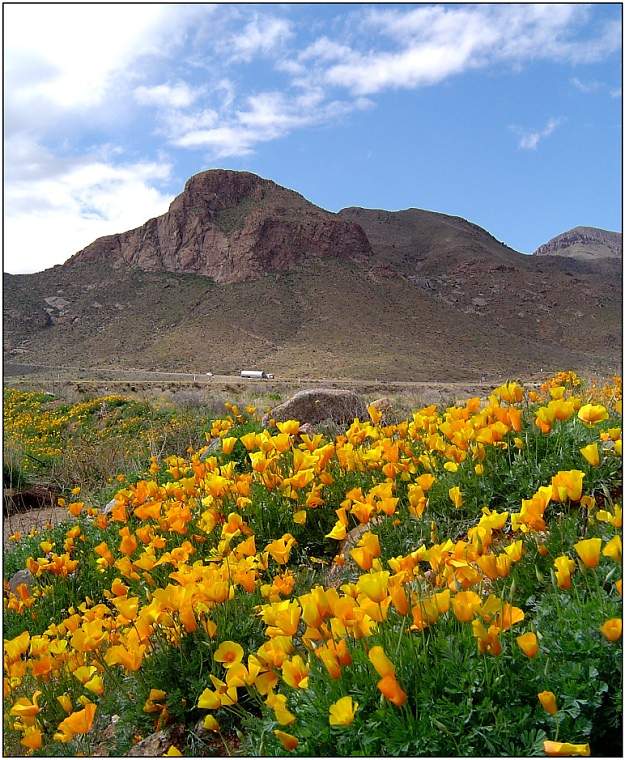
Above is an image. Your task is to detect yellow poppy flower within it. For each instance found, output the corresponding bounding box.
[554,555,575,589]
[600,618,622,642]
[602,535,622,563]
[449,486,463,509]
[329,696,358,726]
[221,437,237,454]
[578,404,609,425]
[377,674,407,706]
[538,690,558,715]
[214,641,244,669]
[573,537,602,568]
[516,632,539,658]
[543,740,590,756]
[451,591,482,622]
[368,645,396,678]
[579,443,600,467]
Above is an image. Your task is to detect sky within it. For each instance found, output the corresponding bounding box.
[4,2,622,274]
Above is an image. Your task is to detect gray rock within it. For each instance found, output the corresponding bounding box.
[127,728,175,757]
[44,296,70,309]
[262,388,366,427]
[9,569,35,593]
[472,297,487,307]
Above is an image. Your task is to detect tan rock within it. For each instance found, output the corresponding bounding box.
[262,388,366,428]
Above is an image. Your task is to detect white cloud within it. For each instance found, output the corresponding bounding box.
[175,126,256,157]
[159,108,219,138]
[516,117,562,151]
[5,5,205,118]
[571,76,602,93]
[570,76,622,98]
[226,15,293,63]
[4,137,174,273]
[305,5,621,95]
[134,82,203,109]
[172,90,372,158]
[300,37,354,63]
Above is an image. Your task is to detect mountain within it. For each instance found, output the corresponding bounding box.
[3,170,622,381]
[68,171,371,283]
[533,226,622,261]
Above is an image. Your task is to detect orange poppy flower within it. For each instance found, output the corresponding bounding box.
[516,632,539,658]
[377,674,407,707]
[274,729,299,751]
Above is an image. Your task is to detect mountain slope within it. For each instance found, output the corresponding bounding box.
[338,206,621,355]
[3,170,622,380]
[533,226,622,261]
[4,257,619,381]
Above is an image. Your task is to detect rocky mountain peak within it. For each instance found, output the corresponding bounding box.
[67,169,372,283]
[171,170,275,213]
[533,226,622,260]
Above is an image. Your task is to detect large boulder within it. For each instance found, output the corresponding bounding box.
[262,388,366,427]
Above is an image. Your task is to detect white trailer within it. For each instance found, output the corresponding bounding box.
[240,370,273,379]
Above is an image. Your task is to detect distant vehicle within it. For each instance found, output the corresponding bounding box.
[205,372,213,377]
[240,370,274,380]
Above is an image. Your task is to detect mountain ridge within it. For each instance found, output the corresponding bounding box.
[4,169,622,380]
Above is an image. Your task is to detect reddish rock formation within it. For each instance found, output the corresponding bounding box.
[533,226,622,260]
[68,170,372,283]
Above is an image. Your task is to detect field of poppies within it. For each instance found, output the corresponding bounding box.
[3,371,622,757]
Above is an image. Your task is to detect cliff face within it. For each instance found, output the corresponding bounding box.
[68,170,372,283]
[533,226,622,260]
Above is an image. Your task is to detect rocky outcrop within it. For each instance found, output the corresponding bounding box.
[262,388,367,427]
[533,226,622,260]
[68,170,372,283]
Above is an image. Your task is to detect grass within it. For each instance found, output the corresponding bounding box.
[2,371,622,757]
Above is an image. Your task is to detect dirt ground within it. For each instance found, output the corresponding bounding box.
[3,506,69,551]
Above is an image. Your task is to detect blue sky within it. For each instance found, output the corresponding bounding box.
[5,3,622,273]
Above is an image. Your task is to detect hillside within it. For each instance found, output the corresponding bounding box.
[533,226,622,261]
[3,170,622,381]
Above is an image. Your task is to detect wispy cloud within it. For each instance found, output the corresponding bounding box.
[134,82,203,109]
[151,5,622,157]
[571,76,622,97]
[173,90,372,158]
[514,117,562,151]
[306,5,620,95]
[571,76,603,93]
[224,15,293,63]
